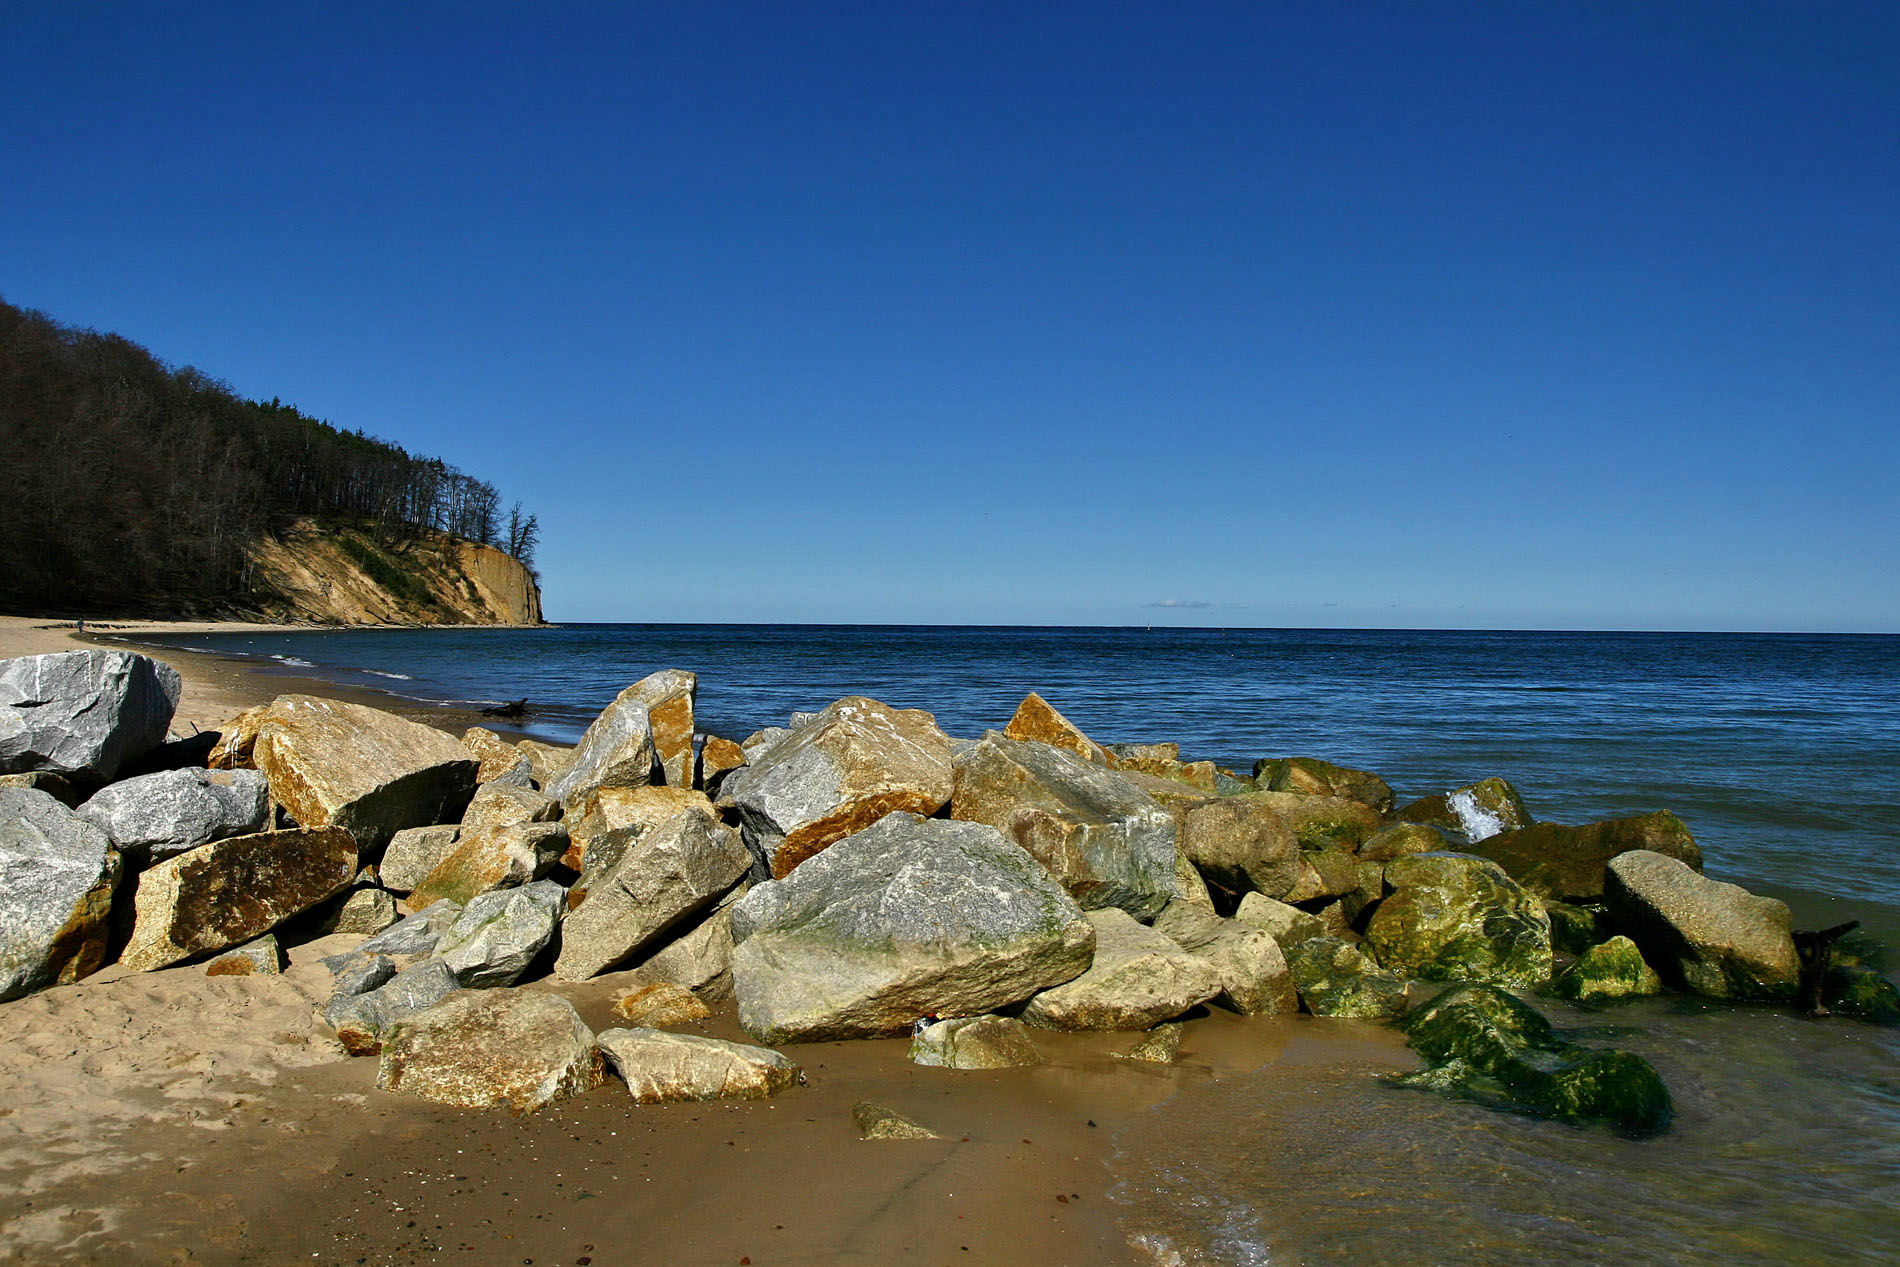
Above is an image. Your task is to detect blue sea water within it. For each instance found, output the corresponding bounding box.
[147,623,1900,1265]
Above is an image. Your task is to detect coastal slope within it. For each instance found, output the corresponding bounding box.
[245,518,543,626]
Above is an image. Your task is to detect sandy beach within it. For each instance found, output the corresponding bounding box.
[2,617,1389,1266]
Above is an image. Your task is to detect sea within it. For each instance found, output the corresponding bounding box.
[146,623,1900,1266]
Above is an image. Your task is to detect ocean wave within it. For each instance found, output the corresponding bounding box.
[361,670,414,680]
[269,654,316,668]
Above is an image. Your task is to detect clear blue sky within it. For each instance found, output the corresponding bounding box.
[4,3,1896,631]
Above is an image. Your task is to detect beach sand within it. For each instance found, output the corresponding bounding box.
[3,618,1385,1265]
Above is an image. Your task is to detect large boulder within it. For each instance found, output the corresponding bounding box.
[623,881,751,1001]
[0,788,121,1001]
[328,959,461,1055]
[949,732,1176,920]
[1359,823,1449,863]
[1002,692,1115,767]
[376,989,605,1112]
[1283,936,1409,1019]
[458,781,559,834]
[1151,902,1297,1015]
[0,650,181,782]
[1020,908,1223,1031]
[1401,983,1672,1135]
[909,1014,1043,1069]
[252,696,478,855]
[1470,811,1702,901]
[1603,850,1799,1000]
[406,821,569,910]
[1397,777,1533,842]
[598,1027,799,1103]
[378,825,461,894]
[1233,892,1326,948]
[76,768,269,862]
[553,812,750,980]
[358,900,466,959]
[721,696,953,879]
[436,880,566,988]
[119,826,357,972]
[207,705,268,771]
[459,726,525,783]
[562,784,716,873]
[1548,935,1664,1003]
[1252,757,1395,815]
[1176,792,1379,899]
[729,813,1094,1043]
[697,735,747,793]
[546,669,697,806]
[1363,853,1554,987]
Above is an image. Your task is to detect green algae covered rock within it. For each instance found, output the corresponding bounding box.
[1473,811,1702,902]
[1548,935,1663,1003]
[1364,852,1554,987]
[1400,983,1672,1135]
[1821,964,1900,1025]
[1544,900,1608,955]
[1358,823,1448,864]
[1251,757,1395,816]
[1283,936,1408,1019]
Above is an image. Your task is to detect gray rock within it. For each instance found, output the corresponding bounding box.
[0,788,121,1001]
[949,731,1177,920]
[379,825,461,894]
[1603,850,1799,1000]
[738,726,793,765]
[0,651,180,782]
[321,949,397,1000]
[729,813,1095,1043]
[358,900,464,958]
[76,767,269,862]
[119,826,357,972]
[437,880,565,988]
[204,936,283,976]
[598,1027,799,1103]
[853,1101,940,1139]
[1232,892,1327,948]
[1363,852,1554,987]
[329,959,461,1055]
[623,881,750,1001]
[553,813,750,980]
[1020,908,1223,1031]
[720,696,953,879]
[908,1014,1043,1069]
[1283,936,1409,1019]
[546,669,697,807]
[0,771,80,808]
[1152,902,1297,1014]
[376,988,604,1111]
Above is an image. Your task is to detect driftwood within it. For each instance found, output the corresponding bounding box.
[481,698,529,721]
[1794,920,1860,1016]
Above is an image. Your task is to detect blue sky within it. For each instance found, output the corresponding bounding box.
[4,3,1896,630]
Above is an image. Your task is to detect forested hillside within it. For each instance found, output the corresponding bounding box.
[0,296,540,617]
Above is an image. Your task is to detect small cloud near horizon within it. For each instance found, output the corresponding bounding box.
[1143,599,1214,609]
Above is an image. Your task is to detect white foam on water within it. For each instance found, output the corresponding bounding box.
[361,670,413,680]
[1448,787,1506,842]
[268,654,315,668]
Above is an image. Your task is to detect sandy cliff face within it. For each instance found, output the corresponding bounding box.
[245,520,543,626]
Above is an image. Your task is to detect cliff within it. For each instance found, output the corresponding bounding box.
[243,519,543,626]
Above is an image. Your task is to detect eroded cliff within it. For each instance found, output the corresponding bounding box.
[244,520,542,626]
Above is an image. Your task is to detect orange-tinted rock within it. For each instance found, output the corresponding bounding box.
[698,735,746,792]
[460,726,525,783]
[1002,693,1116,767]
[547,670,697,807]
[562,785,715,872]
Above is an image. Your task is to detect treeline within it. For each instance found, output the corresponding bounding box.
[0,296,538,614]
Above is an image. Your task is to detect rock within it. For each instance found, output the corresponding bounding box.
[697,735,746,793]
[1283,937,1409,1019]
[1152,902,1297,1014]
[252,696,478,854]
[908,1014,1043,1069]
[1177,792,1380,900]
[1364,853,1554,987]
[0,650,181,784]
[739,725,792,765]
[1233,892,1327,948]
[117,730,222,779]
[1020,908,1223,1031]
[406,821,569,910]
[730,813,1094,1043]
[1544,901,1608,955]
[546,669,697,806]
[950,731,1176,920]
[330,959,462,1055]
[1171,850,1216,910]
[119,826,357,972]
[378,825,461,894]
[554,812,749,980]
[1359,823,1449,864]
[613,982,713,1027]
[204,935,283,976]
[207,705,268,771]
[513,739,576,789]
[1107,742,1180,764]
[358,901,464,958]
[1397,777,1533,842]
[0,788,121,1001]
[459,781,559,834]
[1471,812,1703,902]
[852,1101,940,1139]
[1002,692,1114,766]
[1548,936,1663,1003]
[624,882,750,1002]
[1281,844,1371,905]
[321,949,396,1000]
[721,696,954,879]
[0,771,80,808]
[313,887,401,936]
[460,726,523,782]
[1118,1023,1183,1064]
[1253,757,1395,815]
[562,784,716,873]
[598,1027,798,1103]
[1603,851,1799,1000]
[76,768,269,862]
[1401,983,1672,1134]
[1821,964,1900,1024]
[436,880,565,988]
[377,989,605,1112]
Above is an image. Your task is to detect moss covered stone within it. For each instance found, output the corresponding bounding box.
[1283,936,1408,1019]
[1400,983,1672,1135]
[1544,900,1608,955]
[1821,964,1900,1025]
[1548,935,1663,1003]
[1363,853,1553,987]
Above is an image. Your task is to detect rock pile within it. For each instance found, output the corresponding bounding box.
[4,650,1893,1129]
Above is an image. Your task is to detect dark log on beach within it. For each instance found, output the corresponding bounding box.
[481,698,529,721]
[1795,920,1861,1016]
